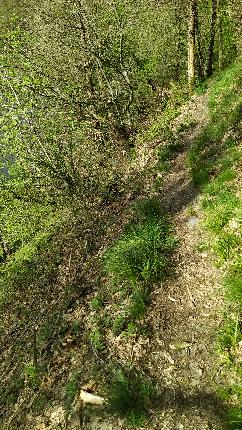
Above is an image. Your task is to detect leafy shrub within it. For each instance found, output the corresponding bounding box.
[90,296,103,311]
[227,406,242,430]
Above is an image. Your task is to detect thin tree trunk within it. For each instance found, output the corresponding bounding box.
[195,2,204,79]
[207,0,218,77]
[0,235,8,260]
[188,0,196,90]
[218,17,223,69]
[218,0,224,70]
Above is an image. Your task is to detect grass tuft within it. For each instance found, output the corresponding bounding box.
[103,218,177,284]
[107,368,154,427]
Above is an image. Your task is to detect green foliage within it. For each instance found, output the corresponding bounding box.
[219,317,242,352]
[107,368,154,426]
[25,363,39,389]
[194,61,242,427]
[213,233,240,263]
[125,322,139,337]
[112,315,126,336]
[224,264,242,306]
[104,197,176,285]
[188,62,242,186]
[219,386,242,430]
[104,217,177,284]
[144,107,179,142]
[227,407,242,430]
[90,329,105,351]
[128,287,149,321]
[0,226,61,305]
[64,374,79,408]
[90,296,104,311]
[71,320,82,334]
[195,80,209,95]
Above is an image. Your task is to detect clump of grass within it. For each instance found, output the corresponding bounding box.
[107,368,154,427]
[90,329,105,351]
[219,316,242,352]
[90,296,103,311]
[219,386,242,430]
[64,374,79,409]
[224,263,242,305]
[213,233,240,263]
[195,79,208,95]
[25,363,39,389]
[104,197,177,284]
[112,315,126,336]
[103,218,177,284]
[128,286,149,321]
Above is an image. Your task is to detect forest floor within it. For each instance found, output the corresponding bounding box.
[0,92,231,430]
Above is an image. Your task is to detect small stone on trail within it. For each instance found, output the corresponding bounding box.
[175,424,184,430]
[187,216,199,227]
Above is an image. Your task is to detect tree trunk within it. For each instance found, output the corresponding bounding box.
[0,235,8,260]
[195,2,204,79]
[188,0,196,90]
[207,0,218,77]
[218,14,223,70]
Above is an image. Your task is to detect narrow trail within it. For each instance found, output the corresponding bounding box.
[144,93,227,429]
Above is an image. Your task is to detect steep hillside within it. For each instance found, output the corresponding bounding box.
[1,62,241,430]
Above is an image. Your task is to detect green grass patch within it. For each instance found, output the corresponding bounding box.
[188,62,242,187]
[64,374,79,409]
[103,217,177,284]
[104,197,177,284]
[128,286,149,321]
[219,386,242,430]
[219,315,242,353]
[133,196,164,221]
[193,61,242,428]
[107,368,154,427]
[90,328,105,351]
[224,264,242,306]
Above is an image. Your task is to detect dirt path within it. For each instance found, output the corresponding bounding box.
[142,93,227,429]
[145,207,225,429]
